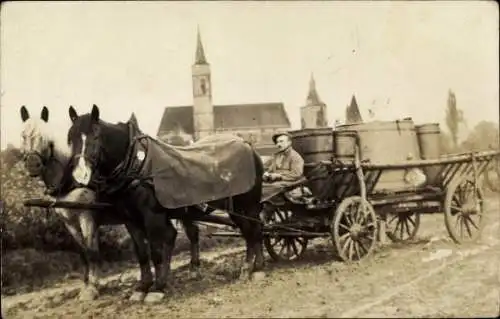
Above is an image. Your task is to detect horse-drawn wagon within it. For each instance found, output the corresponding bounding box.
[23,117,499,266]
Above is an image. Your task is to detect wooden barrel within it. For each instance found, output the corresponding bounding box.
[416,123,442,185]
[289,128,334,164]
[334,119,422,193]
[289,128,334,195]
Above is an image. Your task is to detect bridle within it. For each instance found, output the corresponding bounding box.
[23,144,65,177]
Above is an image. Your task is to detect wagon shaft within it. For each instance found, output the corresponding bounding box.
[23,198,113,210]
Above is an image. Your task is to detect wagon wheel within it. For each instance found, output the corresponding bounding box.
[263,206,308,262]
[386,212,421,243]
[444,177,484,244]
[331,196,378,262]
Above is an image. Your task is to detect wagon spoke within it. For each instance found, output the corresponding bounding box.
[388,214,399,225]
[355,203,365,223]
[407,215,416,228]
[363,222,376,230]
[290,239,300,256]
[454,213,461,232]
[348,238,355,260]
[341,237,352,257]
[459,216,465,240]
[406,218,415,238]
[339,232,350,243]
[296,237,307,246]
[357,238,367,254]
[450,205,463,213]
[467,215,480,230]
[278,241,286,256]
[345,211,354,226]
[339,223,350,232]
[353,240,362,260]
[463,217,473,238]
[391,218,402,235]
[271,237,284,247]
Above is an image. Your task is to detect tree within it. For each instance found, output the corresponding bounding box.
[445,89,466,150]
[460,120,499,152]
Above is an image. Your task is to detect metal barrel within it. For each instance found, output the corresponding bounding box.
[415,123,442,185]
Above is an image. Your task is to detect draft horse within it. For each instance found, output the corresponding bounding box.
[18,105,202,301]
[65,104,265,300]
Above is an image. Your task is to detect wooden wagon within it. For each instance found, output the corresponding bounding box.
[253,120,499,262]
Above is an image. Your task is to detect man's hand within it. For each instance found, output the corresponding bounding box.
[263,172,282,182]
[268,173,282,181]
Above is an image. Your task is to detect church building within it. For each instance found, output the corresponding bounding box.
[156,29,291,154]
[156,29,330,155]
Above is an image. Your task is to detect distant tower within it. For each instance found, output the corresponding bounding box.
[192,27,214,140]
[345,94,363,124]
[300,73,328,129]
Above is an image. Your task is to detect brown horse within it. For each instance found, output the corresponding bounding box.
[18,105,203,301]
[65,104,265,302]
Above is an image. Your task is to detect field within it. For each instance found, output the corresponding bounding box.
[2,195,499,318]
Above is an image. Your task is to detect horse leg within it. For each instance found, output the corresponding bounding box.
[125,222,153,301]
[142,210,176,302]
[229,215,256,281]
[54,206,91,287]
[250,204,266,275]
[78,211,101,301]
[58,214,90,288]
[180,218,202,280]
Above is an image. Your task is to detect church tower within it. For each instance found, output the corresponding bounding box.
[192,27,214,140]
[300,73,328,128]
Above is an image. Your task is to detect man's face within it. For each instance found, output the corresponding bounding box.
[276,135,292,151]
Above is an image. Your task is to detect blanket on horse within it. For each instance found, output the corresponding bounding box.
[120,123,257,209]
[147,135,256,209]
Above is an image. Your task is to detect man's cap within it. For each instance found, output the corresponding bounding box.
[272,131,292,144]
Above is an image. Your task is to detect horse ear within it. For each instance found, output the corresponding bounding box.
[91,104,100,122]
[69,106,78,122]
[41,106,49,122]
[20,106,30,122]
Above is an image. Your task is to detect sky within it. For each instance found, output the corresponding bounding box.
[1,1,498,150]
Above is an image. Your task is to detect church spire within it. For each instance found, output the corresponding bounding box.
[194,26,208,65]
[306,73,324,106]
[345,94,363,124]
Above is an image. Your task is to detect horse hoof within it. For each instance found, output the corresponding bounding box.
[188,269,202,280]
[79,285,99,301]
[251,271,267,281]
[238,267,251,282]
[129,291,146,302]
[144,292,165,303]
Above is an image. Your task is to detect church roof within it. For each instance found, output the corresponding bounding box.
[157,102,290,136]
[305,73,325,107]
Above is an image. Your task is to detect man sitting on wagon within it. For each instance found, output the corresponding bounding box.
[261,132,312,203]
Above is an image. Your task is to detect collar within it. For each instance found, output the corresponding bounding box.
[276,146,292,155]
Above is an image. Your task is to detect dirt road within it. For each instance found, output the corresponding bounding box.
[3,197,499,318]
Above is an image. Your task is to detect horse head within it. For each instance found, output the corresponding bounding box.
[19,105,70,177]
[67,104,130,186]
